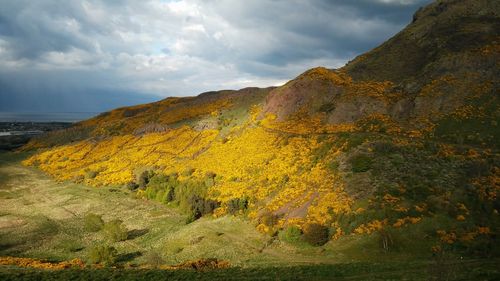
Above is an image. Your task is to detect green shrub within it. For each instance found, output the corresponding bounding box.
[185,211,198,224]
[350,154,373,173]
[103,219,128,242]
[279,226,302,243]
[227,197,249,214]
[84,213,104,232]
[302,223,329,246]
[163,188,175,203]
[144,173,179,204]
[88,245,118,266]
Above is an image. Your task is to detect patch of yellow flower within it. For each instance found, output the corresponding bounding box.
[437,230,457,244]
[383,194,400,204]
[353,219,387,234]
[471,167,499,201]
[0,256,85,270]
[415,203,427,213]
[25,114,355,229]
[256,223,270,233]
[392,216,422,228]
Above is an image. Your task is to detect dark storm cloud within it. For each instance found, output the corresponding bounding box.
[0,1,94,59]
[0,0,432,112]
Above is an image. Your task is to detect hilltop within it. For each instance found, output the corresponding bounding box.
[20,0,499,262]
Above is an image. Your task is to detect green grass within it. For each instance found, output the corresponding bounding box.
[1,259,499,281]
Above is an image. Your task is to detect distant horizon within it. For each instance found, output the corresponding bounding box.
[0,111,100,123]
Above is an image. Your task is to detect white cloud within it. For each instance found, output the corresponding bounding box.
[0,0,430,107]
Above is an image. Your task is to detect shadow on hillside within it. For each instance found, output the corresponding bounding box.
[0,241,22,255]
[127,229,149,240]
[116,251,142,263]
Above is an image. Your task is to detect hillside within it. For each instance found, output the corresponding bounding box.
[22,0,499,260]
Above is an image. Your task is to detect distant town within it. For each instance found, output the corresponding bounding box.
[0,122,71,150]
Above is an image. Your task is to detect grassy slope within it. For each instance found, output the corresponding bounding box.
[1,152,499,280]
[0,151,386,265]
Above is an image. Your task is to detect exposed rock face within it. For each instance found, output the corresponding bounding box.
[262,68,346,120]
[133,123,170,135]
[262,0,499,126]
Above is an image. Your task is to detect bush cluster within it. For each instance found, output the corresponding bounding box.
[133,171,222,222]
[103,219,128,242]
[84,213,104,232]
[88,245,118,266]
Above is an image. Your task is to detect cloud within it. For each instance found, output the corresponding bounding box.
[0,0,431,112]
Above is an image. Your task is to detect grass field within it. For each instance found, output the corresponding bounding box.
[1,151,498,280]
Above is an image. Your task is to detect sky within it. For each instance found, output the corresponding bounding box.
[0,0,432,113]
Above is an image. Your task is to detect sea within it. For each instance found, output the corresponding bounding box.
[0,112,99,123]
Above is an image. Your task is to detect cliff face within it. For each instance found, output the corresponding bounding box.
[22,0,499,253]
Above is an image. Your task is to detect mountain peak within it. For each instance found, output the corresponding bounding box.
[262,0,498,125]
[343,0,499,83]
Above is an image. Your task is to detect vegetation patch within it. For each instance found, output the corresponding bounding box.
[83,213,104,232]
[87,245,118,266]
[103,220,128,242]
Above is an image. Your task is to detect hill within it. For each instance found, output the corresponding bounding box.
[21,0,499,260]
